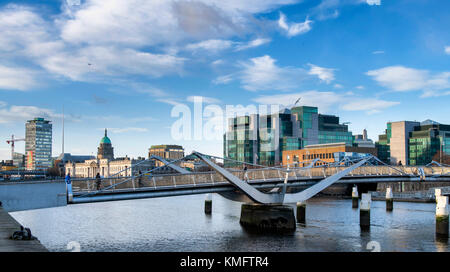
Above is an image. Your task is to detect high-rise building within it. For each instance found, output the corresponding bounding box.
[25,117,52,170]
[224,109,302,166]
[376,120,450,165]
[224,106,353,166]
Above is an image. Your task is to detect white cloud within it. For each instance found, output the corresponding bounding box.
[213,74,234,85]
[253,90,399,114]
[211,59,225,66]
[41,46,185,81]
[156,98,184,106]
[0,103,62,124]
[356,85,365,90]
[186,96,221,104]
[0,65,39,91]
[60,0,297,47]
[445,46,450,55]
[341,98,399,114]
[372,50,384,54]
[234,38,271,51]
[186,39,233,53]
[239,55,308,91]
[333,84,343,89]
[278,12,313,37]
[0,1,307,87]
[107,127,149,134]
[366,0,381,6]
[186,37,271,53]
[366,65,450,97]
[214,56,335,91]
[253,91,344,112]
[308,64,336,84]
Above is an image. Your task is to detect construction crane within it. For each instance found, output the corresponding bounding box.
[6,135,25,161]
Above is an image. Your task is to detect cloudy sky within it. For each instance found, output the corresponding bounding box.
[0,0,449,160]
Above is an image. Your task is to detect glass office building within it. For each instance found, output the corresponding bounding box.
[376,121,450,165]
[224,106,352,166]
[408,124,450,165]
[224,111,302,166]
[25,117,53,170]
[375,123,391,164]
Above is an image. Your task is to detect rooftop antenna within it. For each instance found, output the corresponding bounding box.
[294,97,301,106]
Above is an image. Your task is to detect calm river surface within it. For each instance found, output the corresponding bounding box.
[10,195,449,252]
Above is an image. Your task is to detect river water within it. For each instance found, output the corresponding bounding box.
[10,195,449,252]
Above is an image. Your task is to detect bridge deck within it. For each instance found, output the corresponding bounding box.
[0,206,47,252]
[70,165,450,204]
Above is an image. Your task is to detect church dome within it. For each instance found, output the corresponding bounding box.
[100,129,111,144]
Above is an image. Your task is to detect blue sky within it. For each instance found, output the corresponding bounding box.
[0,0,450,160]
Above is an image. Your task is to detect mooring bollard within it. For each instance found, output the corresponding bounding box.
[436,196,449,238]
[435,188,442,204]
[204,194,212,214]
[352,186,359,209]
[296,201,306,224]
[360,193,371,230]
[386,187,393,212]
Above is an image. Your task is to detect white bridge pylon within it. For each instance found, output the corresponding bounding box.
[193,152,372,205]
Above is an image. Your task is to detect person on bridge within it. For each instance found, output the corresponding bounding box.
[95,173,102,190]
[243,165,249,182]
[138,170,143,187]
[65,172,71,184]
[65,172,72,202]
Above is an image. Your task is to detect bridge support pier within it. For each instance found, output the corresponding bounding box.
[360,193,371,230]
[435,189,442,204]
[386,187,393,212]
[352,186,359,209]
[240,204,296,233]
[204,194,212,215]
[296,201,306,224]
[436,196,449,239]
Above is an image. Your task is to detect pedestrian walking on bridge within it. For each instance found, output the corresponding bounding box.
[95,172,102,190]
[138,170,144,187]
[243,165,249,182]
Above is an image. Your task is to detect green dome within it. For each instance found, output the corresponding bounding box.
[100,136,111,144]
[100,129,111,144]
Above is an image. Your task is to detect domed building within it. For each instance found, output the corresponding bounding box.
[97,129,114,160]
[65,129,155,178]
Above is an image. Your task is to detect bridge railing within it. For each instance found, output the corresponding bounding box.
[71,165,450,195]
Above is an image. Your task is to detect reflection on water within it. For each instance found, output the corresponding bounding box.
[10,195,449,252]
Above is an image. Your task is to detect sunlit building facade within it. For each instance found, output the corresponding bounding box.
[25,117,52,170]
[224,106,353,166]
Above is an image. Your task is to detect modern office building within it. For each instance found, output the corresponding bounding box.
[25,117,52,170]
[224,109,302,166]
[224,106,353,166]
[353,129,375,148]
[148,145,185,167]
[409,123,450,165]
[376,120,450,165]
[12,152,25,169]
[282,142,377,167]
